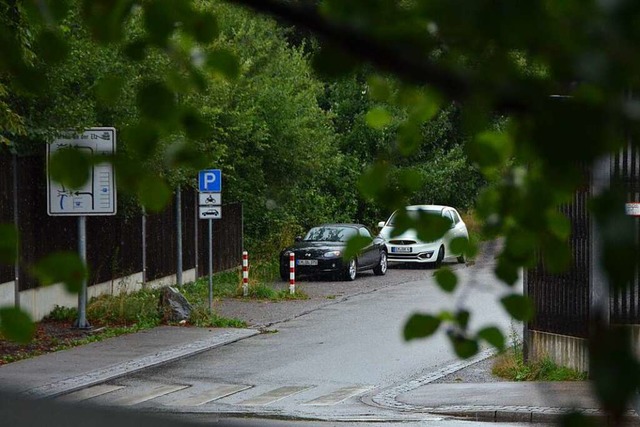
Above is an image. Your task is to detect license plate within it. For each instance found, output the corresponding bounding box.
[391,247,412,253]
[297,259,318,266]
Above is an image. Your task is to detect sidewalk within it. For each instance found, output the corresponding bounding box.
[0,326,258,397]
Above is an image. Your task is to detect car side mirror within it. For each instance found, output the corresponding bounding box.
[377,221,385,228]
[295,236,302,242]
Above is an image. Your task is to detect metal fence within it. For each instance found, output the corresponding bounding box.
[0,148,242,290]
[611,145,640,324]
[526,183,591,338]
[527,148,640,339]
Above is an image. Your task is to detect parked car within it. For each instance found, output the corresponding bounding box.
[279,224,388,281]
[377,205,468,266]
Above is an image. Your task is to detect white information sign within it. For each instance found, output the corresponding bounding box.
[199,192,221,206]
[199,206,222,219]
[626,202,640,217]
[47,128,117,216]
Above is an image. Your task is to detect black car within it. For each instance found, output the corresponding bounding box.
[279,224,388,281]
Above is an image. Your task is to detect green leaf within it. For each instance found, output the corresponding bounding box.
[500,294,535,321]
[397,121,422,156]
[136,81,176,122]
[32,252,88,294]
[0,224,18,264]
[467,130,513,170]
[124,39,148,61]
[189,11,219,43]
[434,267,457,292]
[312,44,358,78]
[0,308,35,344]
[143,0,175,45]
[450,333,479,359]
[206,49,240,81]
[414,211,451,242]
[365,107,392,130]
[546,210,571,240]
[121,122,159,158]
[82,0,133,43]
[450,236,470,256]
[495,257,519,286]
[542,239,572,274]
[343,235,373,260]
[477,326,505,350]
[138,175,171,212]
[367,76,392,101]
[49,147,91,189]
[404,313,441,340]
[455,310,470,329]
[396,168,424,193]
[181,108,211,140]
[34,29,69,64]
[95,74,125,106]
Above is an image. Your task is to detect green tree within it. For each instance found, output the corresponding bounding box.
[4,0,636,423]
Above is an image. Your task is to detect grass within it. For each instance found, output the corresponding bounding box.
[1,259,309,365]
[492,338,587,381]
[178,259,308,301]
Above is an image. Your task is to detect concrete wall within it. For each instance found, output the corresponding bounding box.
[528,326,640,373]
[0,269,197,321]
[528,330,589,373]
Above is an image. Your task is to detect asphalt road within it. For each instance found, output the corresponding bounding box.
[75,249,522,425]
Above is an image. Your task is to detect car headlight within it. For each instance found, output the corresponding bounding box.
[323,250,341,258]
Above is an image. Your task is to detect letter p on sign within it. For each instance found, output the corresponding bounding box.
[199,169,222,192]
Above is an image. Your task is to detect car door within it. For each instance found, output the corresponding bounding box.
[444,209,467,256]
[442,209,458,257]
[358,227,377,268]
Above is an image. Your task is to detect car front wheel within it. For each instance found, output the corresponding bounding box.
[373,251,387,276]
[434,245,445,268]
[343,258,357,281]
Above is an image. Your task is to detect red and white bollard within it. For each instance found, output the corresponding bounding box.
[289,252,295,295]
[242,251,249,297]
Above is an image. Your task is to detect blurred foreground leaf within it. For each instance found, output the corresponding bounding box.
[0,308,35,344]
[500,294,534,321]
[434,267,457,292]
[404,313,441,340]
[477,326,505,350]
[32,251,88,293]
[49,147,91,190]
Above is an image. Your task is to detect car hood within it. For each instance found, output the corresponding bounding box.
[380,227,435,243]
[283,241,345,255]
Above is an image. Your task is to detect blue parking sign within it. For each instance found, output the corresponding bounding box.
[199,169,222,192]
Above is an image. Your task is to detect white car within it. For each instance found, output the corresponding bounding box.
[377,205,469,265]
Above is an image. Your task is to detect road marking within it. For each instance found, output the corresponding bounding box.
[169,384,252,406]
[303,386,371,405]
[56,385,125,403]
[109,384,188,406]
[238,386,311,405]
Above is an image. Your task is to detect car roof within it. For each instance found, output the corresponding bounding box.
[404,205,452,212]
[313,223,366,229]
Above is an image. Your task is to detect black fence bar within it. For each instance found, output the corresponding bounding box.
[527,182,591,339]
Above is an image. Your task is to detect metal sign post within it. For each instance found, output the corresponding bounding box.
[208,219,213,313]
[47,127,117,330]
[198,169,222,314]
[75,216,89,329]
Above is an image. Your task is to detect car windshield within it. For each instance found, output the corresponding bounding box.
[304,226,357,242]
[387,208,441,226]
